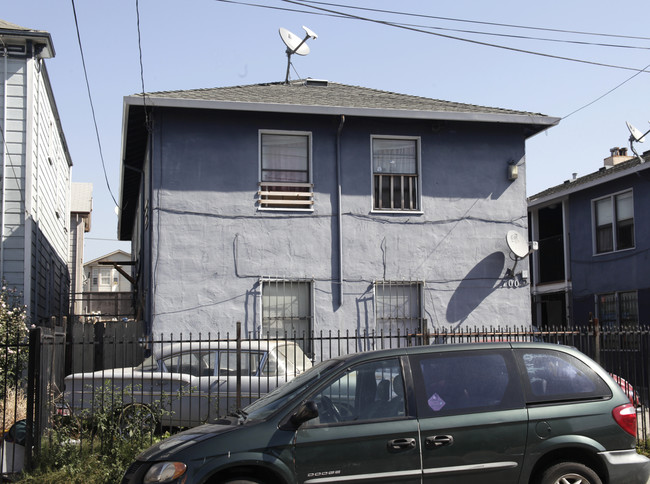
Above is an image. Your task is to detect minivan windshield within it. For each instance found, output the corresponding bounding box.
[244,359,340,421]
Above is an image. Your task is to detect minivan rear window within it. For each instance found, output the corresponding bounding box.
[516,349,611,403]
[412,350,523,417]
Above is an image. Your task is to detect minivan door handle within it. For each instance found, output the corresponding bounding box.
[425,435,454,448]
[387,438,417,451]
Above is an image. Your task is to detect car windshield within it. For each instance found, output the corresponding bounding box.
[243,359,340,422]
[134,355,160,372]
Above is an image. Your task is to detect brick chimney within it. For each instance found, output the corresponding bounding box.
[604,147,633,167]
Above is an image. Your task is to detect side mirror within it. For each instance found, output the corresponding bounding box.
[280,401,318,430]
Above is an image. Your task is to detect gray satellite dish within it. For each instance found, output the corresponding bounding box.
[279,25,317,84]
[506,230,529,258]
[626,121,646,143]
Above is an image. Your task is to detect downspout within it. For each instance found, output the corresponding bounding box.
[1,46,7,282]
[335,115,345,308]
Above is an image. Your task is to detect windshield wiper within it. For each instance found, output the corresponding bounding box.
[228,408,248,424]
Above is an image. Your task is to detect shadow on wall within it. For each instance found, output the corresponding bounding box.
[445,252,506,327]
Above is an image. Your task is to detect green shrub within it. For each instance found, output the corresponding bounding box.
[0,285,29,399]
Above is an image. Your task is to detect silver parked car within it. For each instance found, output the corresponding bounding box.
[63,340,311,428]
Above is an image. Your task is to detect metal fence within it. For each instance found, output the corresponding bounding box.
[2,323,649,477]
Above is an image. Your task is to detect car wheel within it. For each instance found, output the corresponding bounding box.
[540,462,602,484]
[118,403,158,439]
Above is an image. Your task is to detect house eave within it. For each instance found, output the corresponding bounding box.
[528,161,650,208]
[123,95,560,134]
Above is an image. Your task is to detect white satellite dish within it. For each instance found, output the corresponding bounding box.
[279,27,311,56]
[279,25,318,84]
[506,230,529,258]
[626,121,646,143]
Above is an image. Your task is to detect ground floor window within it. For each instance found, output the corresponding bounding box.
[375,281,424,337]
[261,279,312,353]
[597,290,639,350]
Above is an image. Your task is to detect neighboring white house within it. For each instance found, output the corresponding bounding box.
[69,182,92,314]
[83,250,133,293]
[0,19,72,323]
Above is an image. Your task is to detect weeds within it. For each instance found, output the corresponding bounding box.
[15,383,169,483]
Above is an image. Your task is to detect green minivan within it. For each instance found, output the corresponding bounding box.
[122,342,650,484]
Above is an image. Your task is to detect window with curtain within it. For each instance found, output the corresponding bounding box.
[258,132,313,210]
[261,280,312,353]
[594,190,634,254]
[372,137,420,211]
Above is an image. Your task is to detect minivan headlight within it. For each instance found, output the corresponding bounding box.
[143,462,187,483]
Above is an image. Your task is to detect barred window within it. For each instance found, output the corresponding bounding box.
[261,280,312,353]
[375,281,423,336]
[372,137,420,211]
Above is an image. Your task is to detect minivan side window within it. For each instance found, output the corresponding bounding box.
[305,358,405,426]
[412,350,523,417]
[516,349,611,403]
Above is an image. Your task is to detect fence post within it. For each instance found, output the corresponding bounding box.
[236,322,241,411]
[24,327,41,471]
[593,316,601,365]
[93,321,105,371]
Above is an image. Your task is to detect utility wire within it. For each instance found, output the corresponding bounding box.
[216,0,650,73]
[135,0,151,130]
[299,0,650,42]
[217,0,650,50]
[70,0,119,207]
[281,0,650,74]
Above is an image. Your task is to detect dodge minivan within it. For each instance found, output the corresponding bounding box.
[122,342,649,484]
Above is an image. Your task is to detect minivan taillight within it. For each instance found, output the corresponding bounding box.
[612,403,637,436]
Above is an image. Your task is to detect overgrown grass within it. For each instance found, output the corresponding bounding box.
[0,385,27,431]
[13,384,170,484]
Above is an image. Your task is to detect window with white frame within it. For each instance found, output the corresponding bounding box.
[258,131,313,210]
[261,280,312,353]
[375,281,423,336]
[99,268,111,287]
[594,191,634,254]
[372,137,420,211]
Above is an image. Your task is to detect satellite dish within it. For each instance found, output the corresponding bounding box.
[279,27,310,56]
[626,121,646,143]
[279,25,318,84]
[506,230,529,258]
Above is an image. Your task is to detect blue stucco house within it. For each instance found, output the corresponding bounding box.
[118,79,558,340]
[528,147,650,329]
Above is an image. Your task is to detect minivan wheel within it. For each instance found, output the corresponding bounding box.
[540,462,602,484]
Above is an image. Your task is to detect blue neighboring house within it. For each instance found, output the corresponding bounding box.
[528,147,650,329]
[118,79,558,340]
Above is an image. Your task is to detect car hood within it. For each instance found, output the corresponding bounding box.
[138,421,239,461]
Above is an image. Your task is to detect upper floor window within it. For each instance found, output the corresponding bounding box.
[372,137,420,212]
[258,131,313,210]
[594,190,634,254]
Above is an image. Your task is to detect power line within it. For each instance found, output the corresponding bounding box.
[299,0,650,42]
[70,0,119,208]
[281,0,650,74]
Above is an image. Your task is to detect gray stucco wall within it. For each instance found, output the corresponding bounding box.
[142,108,532,338]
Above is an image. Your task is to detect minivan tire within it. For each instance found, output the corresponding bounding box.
[540,462,602,484]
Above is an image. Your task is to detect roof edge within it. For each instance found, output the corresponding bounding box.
[123,95,560,131]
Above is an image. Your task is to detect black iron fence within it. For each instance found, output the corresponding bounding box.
[2,323,649,477]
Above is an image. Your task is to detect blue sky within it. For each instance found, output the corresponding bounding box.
[4,0,650,261]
